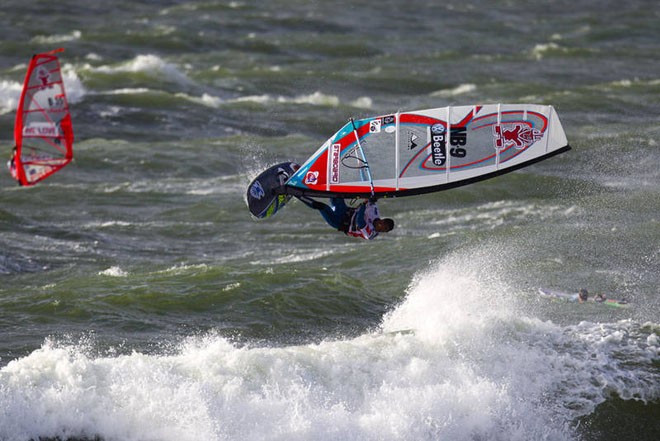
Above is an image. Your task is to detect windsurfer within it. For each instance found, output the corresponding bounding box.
[7,147,21,185]
[594,293,607,303]
[578,289,609,303]
[578,288,589,303]
[297,196,394,240]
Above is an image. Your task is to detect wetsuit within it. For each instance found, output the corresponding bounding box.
[298,197,381,240]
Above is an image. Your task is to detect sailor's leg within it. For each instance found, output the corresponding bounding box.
[318,207,343,229]
[296,196,345,229]
[319,198,348,229]
[296,196,327,210]
[330,197,348,212]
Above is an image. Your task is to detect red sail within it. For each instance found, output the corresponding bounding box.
[11,48,74,186]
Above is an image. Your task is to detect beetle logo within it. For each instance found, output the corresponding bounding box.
[430,123,447,166]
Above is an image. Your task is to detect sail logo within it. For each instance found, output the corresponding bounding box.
[23,122,59,137]
[48,94,66,111]
[430,123,447,166]
[304,171,319,185]
[37,67,51,86]
[493,124,542,150]
[369,119,381,133]
[249,181,265,200]
[408,132,419,150]
[330,143,341,184]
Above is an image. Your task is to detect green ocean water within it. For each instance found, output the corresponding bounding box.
[0,1,658,440]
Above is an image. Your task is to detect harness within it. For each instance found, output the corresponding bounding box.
[338,204,378,240]
[338,208,357,234]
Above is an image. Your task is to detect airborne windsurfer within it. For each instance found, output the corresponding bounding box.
[297,196,394,240]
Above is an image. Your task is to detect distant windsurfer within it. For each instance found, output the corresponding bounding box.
[296,196,394,240]
[594,293,607,303]
[578,289,609,304]
[578,288,589,303]
[7,147,21,185]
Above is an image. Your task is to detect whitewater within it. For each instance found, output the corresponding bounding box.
[2,248,657,441]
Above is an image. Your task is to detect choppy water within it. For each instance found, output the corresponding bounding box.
[0,1,658,440]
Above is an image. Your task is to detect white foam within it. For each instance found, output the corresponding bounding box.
[529,42,573,60]
[102,88,153,95]
[230,91,372,109]
[430,83,477,97]
[287,91,340,106]
[223,282,241,292]
[1,251,657,441]
[98,266,128,277]
[155,263,210,276]
[30,30,82,44]
[176,92,224,108]
[61,64,86,104]
[83,220,132,229]
[249,248,339,265]
[91,54,191,85]
[0,79,22,115]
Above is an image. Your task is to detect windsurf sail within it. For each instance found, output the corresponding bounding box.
[10,48,74,186]
[282,104,570,199]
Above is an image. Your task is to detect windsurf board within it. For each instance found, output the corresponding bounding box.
[247,162,300,219]
[538,288,629,308]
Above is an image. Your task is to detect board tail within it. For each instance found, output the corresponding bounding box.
[246,162,300,219]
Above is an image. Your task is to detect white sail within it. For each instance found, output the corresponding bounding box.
[284,104,569,198]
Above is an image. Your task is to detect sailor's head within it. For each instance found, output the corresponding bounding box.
[578,288,589,301]
[374,217,395,233]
